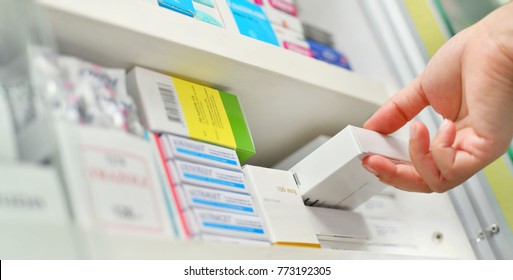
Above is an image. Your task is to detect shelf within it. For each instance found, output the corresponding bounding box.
[37,0,388,167]
[0,224,430,259]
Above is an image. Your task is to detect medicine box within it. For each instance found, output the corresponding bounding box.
[184,207,268,240]
[253,0,304,33]
[168,159,248,194]
[307,39,352,70]
[193,0,223,27]
[272,24,312,57]
[290,125,410,209]
[126,66,255,162]
[228,0,280,46]
[55,121,177,237]
[160,134,241,171]
[175,183,258,216]
[243,165,320,248]
[158,0,196,17]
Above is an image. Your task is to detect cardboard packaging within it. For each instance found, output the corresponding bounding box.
[193,0,223,27]
[55,122,178,237]
[126,66,255,162]
[158,0,196,17]
[0,162,77,259]
[227,0,280,46]
[160,134,241,171]
[307,39,352,70]
[175,183,258,215]
[253,0,303,33]
[290,125,410,209]
[168,160,248,194]
[272,24,313,57]
[305,206,370,242]
[243,165,320,248]
[273,135,330,170]
[184,208,268,240]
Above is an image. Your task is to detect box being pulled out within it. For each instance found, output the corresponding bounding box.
[289,125,410,209]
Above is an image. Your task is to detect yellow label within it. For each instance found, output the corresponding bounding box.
[172,77,236,148]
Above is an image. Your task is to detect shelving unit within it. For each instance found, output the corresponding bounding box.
[36,0,388,167]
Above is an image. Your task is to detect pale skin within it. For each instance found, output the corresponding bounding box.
[362,2,513,193]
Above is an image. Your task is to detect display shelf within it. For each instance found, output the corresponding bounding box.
[0,225,432,260]
[36,0,388,167]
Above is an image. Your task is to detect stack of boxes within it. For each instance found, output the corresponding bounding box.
[126,66,270,244]
[253,0,313,57]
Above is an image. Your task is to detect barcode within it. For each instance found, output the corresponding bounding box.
[158,83,182,123]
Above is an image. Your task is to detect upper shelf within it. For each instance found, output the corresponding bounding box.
[37,0,388,167]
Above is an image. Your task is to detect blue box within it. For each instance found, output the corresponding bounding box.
[307,39,351,70]
[228,0,280,46]
[158,0,196,17]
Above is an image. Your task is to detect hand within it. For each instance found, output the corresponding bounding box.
[362,2,513,193]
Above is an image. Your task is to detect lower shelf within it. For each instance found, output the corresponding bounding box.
[0,223,433,260]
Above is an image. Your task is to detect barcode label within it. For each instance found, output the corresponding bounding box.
[158,83,183,124]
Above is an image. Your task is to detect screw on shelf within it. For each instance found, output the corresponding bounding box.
[486,224,500,235]
[475,230,486,242]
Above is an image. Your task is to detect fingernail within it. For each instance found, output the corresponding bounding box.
[362,162,378,176]
[410,122,417,138]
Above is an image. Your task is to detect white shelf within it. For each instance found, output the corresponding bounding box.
[0,225,430,259]
[37,0,388,166]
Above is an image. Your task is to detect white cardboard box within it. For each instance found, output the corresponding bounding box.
[0,162,77,259]
[290,125,410,209]
[305,206,370,242]
[184,207,268,240]
[175,183,258,216]
[160,133,241,171]
[55,122,177,237]
[243,165,320,248]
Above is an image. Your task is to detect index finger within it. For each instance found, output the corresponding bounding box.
[364,75,429,134]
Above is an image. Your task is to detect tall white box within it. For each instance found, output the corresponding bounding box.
[290,125,410,209]
[243,165,320,248]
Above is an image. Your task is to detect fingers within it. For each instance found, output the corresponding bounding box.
[364,75,430,134]
[362,120,480,193]
[362,155,432,193]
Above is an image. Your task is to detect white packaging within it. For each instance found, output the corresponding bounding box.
[169,160,248,194]
[0,87,17,161]
[0,162,69,224]
[148,132,187,238]
[0,162,77,259]
[243,165,320,248]
[160,134,241,170]
[55,121,176,237]
[273,135,330,170]
[272,24,312,57]
[175,184,257,215]
[184,208,268,240]
[256,0,304,33]
[290,125,410,209]
[305,206,370,241]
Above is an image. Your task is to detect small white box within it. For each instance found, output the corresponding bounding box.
[175,183,258,215]
[243,165,320,248]
[184,208,268,240]
[169,160,248,194]
[273,135,330,170]
[160,134,241,171]
[290,125,410,209]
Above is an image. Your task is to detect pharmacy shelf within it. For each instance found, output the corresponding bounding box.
[1,224,430,259]
[37,0,388,167]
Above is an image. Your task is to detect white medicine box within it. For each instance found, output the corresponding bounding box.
[290,125,410,209]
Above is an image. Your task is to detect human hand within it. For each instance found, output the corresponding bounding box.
[362,2,513,193]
